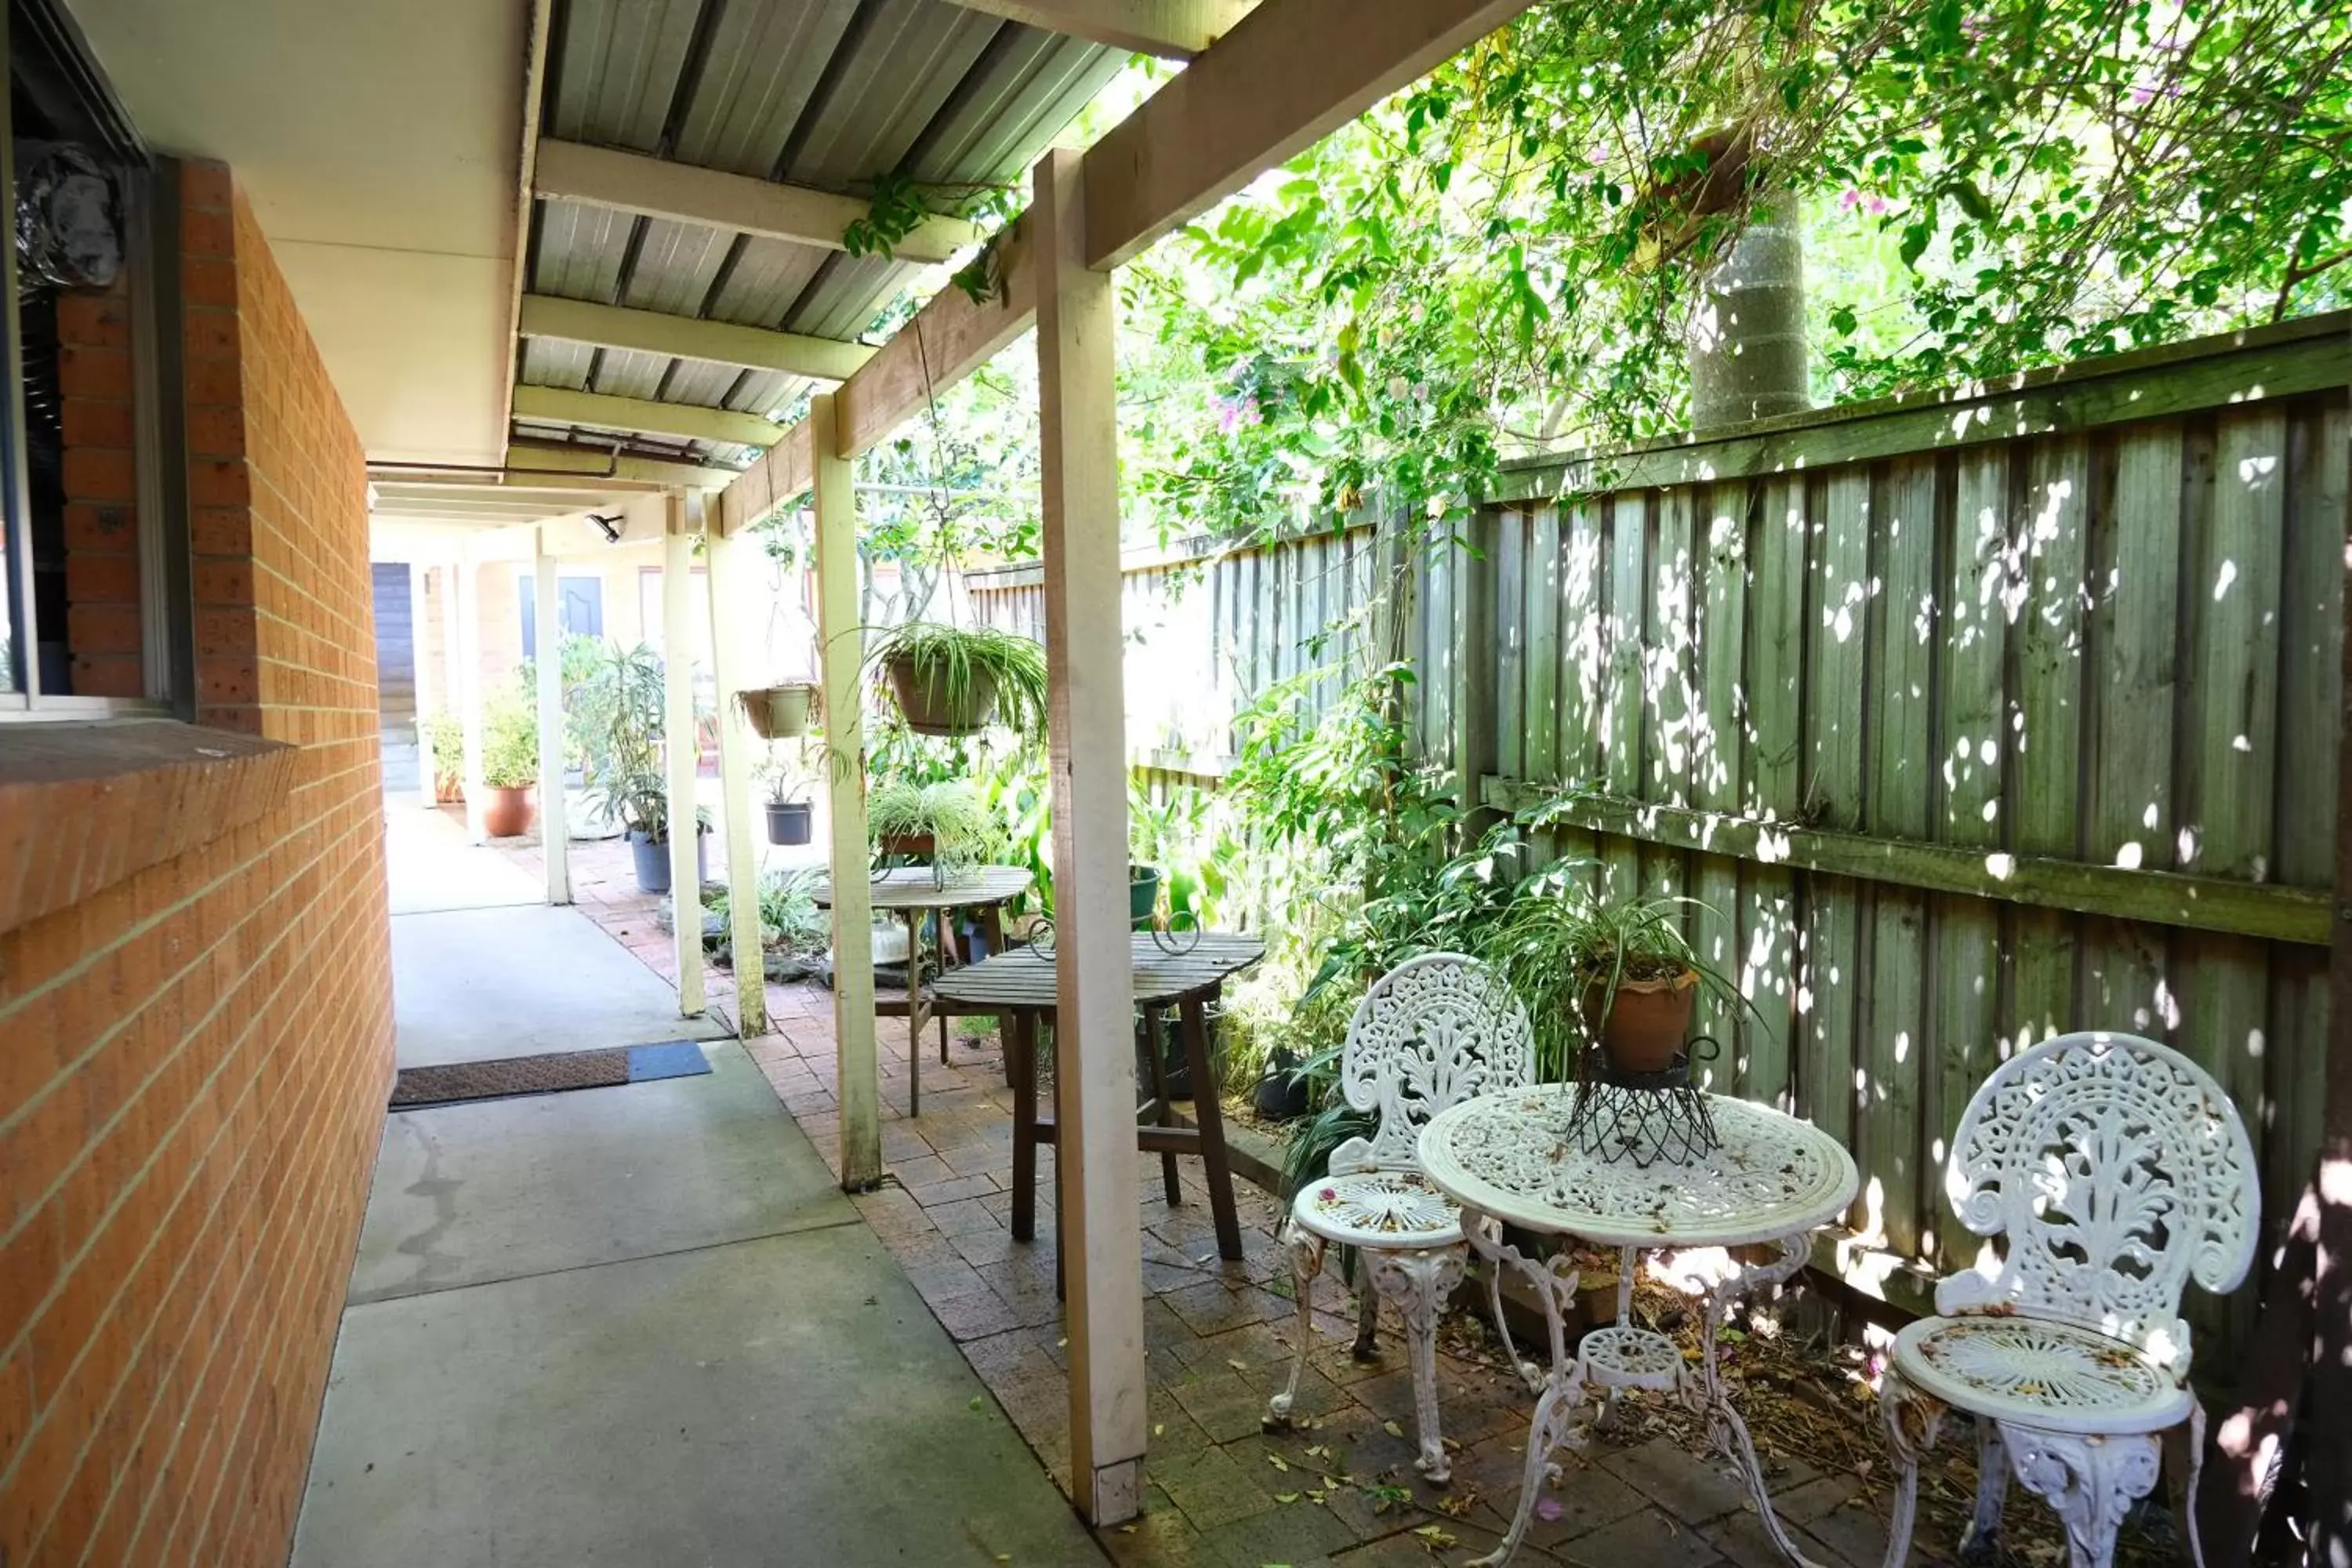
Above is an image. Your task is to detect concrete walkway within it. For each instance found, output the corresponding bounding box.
[294,823,1105,1567]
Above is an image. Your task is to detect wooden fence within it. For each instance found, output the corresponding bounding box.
[974,311,2349,1337]
[967,522,1392,780]
[1433,311,2347,1330]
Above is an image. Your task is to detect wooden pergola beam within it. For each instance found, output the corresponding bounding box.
[513,385,785,449]
[1081,0,1535,269]
[939,0,1251,58]
[707,0,1537,536]
[518,294,873,383]
[533,140,981,265]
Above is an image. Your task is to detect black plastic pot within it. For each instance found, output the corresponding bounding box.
[630,824,710,894]
[1253,1045,1312,1121]
[766,800,813,845]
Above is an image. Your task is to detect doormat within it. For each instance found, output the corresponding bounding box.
[390,1040,714,1109]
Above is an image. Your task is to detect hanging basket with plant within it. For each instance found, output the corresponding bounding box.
[865,622,1047,740]
[738,681,819,741]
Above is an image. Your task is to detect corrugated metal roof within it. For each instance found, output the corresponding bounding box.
[514,0,1123,467]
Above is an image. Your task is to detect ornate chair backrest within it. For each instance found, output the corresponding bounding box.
[1936,1031,2259,1372]
[1330,953,1534,1178]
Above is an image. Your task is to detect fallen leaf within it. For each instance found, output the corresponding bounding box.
[1267,1454,1290,1472]
[1383,1421,1404,1439]
[1276,1491,1301,1504]
[1412,1525,1458,1548]
[968,1396,985,1411]
[1228,1359,1250,1372]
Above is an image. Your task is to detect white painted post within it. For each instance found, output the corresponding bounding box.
[455,550,488,845]
[409,560,438,811]
[702,494,768,1036]
[811,401,880,1189]
[664,502,707,1016]
[533,527,572,904]
[1033,143,1145,1527]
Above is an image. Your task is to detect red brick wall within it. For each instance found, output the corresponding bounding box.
[0,160,394,1565]
[57,278,143,697]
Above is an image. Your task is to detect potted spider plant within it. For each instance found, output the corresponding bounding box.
[1483,880,1743,1078]
[738,681,818,741]
[867,779,994,878]
[477,695,539,837]
[760,746,816,846]
[866,622,1047,739]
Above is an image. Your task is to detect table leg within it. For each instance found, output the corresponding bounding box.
[1139,1004,1181,1206]
[1458,1207,1588,1568]
[1681,1235,1830,1568]
[903,910,924,1116]
[1180,996,1242,1261]
[1009,1009,1038,1242]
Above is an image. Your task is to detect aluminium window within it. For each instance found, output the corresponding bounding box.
[0,0,192,720]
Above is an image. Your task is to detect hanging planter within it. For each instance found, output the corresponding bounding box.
[886,652,997,735]
[738,682,818,740]
[765,800,814,845]
[865,622,1048,741]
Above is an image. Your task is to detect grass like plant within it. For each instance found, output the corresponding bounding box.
[865,622,1048,740]
[1479,874,1744,1080]
[867,778,998,879]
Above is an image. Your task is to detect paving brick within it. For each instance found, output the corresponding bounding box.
[1597,1436,1753,1524]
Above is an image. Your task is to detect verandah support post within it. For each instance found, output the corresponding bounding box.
[1034,143,1147,1527]
[702,492,768,1036]
[455,548,488,844]
[811,399,881,1189]
[664,496,706,1016]
[532,525,571,905]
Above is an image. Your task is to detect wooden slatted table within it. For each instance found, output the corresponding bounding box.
[814,866,1033,1116]
[932,931,1265,1262]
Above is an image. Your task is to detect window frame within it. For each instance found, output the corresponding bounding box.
[0,0,191,723]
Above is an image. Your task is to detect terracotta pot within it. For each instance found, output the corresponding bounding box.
[1581,969,1698,1074]
[885,652,997,736]
[481,785,536,838]
[877,832,935,860]
[434,776,464,804]
[739,684,815,739]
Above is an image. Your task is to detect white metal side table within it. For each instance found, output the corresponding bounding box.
[1417,1085,1860,1566]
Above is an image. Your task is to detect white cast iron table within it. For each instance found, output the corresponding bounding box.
[1417,1085,1860,1566]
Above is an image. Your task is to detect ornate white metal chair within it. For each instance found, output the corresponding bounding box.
[1264,953,1534,1483]
[1878,1031,2259,1568]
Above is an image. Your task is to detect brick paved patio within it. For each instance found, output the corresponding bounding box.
[481,822,1924,1566]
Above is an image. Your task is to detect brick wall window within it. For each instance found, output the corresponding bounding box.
[1,0,192,717]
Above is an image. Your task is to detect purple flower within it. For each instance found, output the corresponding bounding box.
[1840,188,1861,212]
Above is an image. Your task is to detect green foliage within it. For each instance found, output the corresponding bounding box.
[841,170,935,260]
[422,711,463,787]
[760,868,829,953]
[1478,868,1745,1080]
[480,693,539,789]
[575,641,677,839]
[867,778,999,878]
[865,621,1050,741]
[1116,0,2350,546]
